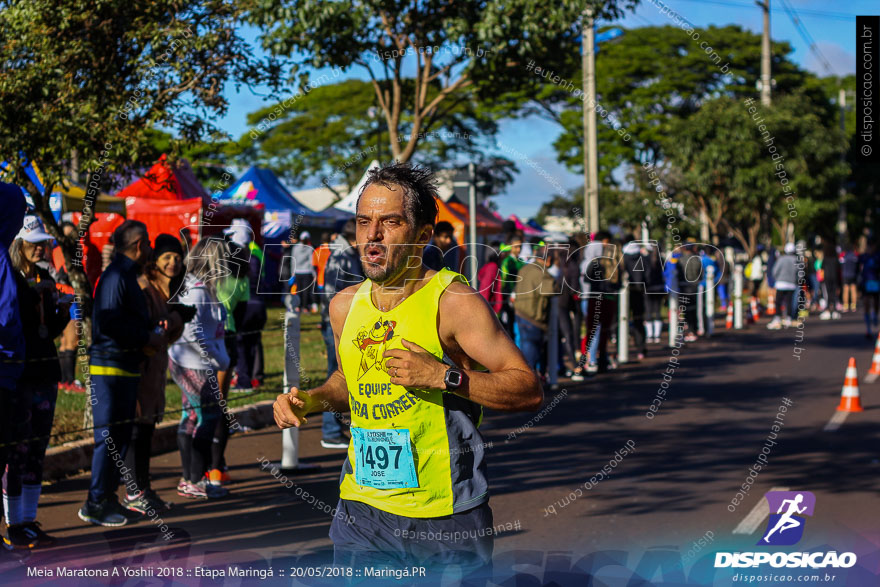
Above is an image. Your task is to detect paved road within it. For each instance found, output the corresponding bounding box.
[2,312,878,586]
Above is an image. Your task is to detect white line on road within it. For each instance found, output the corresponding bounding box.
[732,486,789,535]
[823,411,849,432]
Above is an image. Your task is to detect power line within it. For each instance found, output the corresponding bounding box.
[777,0,835,74]
[672,0,858,23]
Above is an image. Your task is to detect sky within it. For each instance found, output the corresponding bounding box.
[217,0,868,220]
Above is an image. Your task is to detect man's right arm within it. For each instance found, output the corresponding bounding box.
[273,283,356,429]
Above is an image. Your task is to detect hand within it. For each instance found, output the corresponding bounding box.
[383,339,446,390]
[273,387,313,429]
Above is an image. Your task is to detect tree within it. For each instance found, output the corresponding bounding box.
[0,0,280,311]
[539,25,817,182]
[231,78,492,195]
[247,0,638,164]
[660,93,847,256]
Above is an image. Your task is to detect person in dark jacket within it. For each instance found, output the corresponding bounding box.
[319,219,364,448]
[820,241,841,320]
[643,244,666,343]
[622,238,648,359]
[5,215,71,549]
[79,220,165,527]
[0,182,27,538]
[677,243,702,342]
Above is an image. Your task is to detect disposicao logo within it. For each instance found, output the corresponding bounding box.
[715,491,858,570]
[760,490,815,546]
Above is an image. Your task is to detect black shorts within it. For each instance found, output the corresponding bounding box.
[329,498,494,578]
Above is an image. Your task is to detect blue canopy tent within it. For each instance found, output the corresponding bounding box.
[219,166,335,231]
[0,159,63,220]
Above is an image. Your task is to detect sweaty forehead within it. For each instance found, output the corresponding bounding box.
[357,184,406,217]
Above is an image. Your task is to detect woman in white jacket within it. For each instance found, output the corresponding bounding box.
[168,237,231,499]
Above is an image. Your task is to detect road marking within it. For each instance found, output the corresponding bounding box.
[732,486,789,535]
[823,411,849,432]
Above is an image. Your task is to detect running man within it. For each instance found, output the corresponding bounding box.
[762,493,807,543]
[273,162,542,574]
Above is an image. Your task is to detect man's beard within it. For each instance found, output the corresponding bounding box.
[360,242,418,284]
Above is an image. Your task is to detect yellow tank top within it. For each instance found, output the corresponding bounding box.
[337,269,489,518]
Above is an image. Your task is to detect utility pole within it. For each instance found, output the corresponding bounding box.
[582,7,599,234]
[759,0,772,106]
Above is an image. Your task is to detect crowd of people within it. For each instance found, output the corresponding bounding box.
[0,181,275,545]
[746,241,880,337]
[5,164,880,553]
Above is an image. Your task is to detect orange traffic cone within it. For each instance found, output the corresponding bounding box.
[866,335,880,383]
[749,297,761,322]
[837,357,864,412]
[725,304,734,329]
[766,294,776,316]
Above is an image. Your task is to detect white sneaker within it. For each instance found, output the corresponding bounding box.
[767,319,782,330]
[831,311,841,319]
[782,317,792,328]
[819,310,831,320]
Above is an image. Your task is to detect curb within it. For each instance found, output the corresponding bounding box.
[43,399,276,482]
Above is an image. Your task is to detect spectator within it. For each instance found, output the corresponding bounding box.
[122,234,188,516]
[513,243,561,373]
[52,221,83,392]
[422,221,460,272]
[211,229,251,483]
[842,245,859,312]
[0,183,26,540]
[578,235,606,369]
[746,249,764,298]
[623,238,647,359]
[320,219,364,449]
[859,242,880,338]
[714,248,730,310]
[80,220,164,527]
[498,236,525,337]
[168,238,230,499]
[4,214,68,549]
[288,231,317,312]
[767,243,799,330]
[235,230,268,390]
[557,242,584,377]
[476,241,504,316]
[677,243,702,342]
[584,233,622,372]
[644,244,667,343]
[312,232,333,309]
[168,238,231,500]
[820,241,841,320]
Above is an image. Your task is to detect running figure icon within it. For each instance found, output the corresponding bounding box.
[762,493,807,543]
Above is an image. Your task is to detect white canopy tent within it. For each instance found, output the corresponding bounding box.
[332,159,380,214]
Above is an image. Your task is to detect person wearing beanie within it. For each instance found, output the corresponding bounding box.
[768,243,799,330]
[121,234,190,515]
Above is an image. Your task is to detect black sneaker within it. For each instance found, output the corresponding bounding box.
[321,437,349,449]
[78,500,128,527]
[20,522,55,547]
[124,489,172,514]
[2,524,37,550]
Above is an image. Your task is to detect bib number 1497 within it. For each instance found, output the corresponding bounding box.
[351,427,418,489]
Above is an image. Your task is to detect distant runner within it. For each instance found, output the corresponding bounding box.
[274,162,542,574]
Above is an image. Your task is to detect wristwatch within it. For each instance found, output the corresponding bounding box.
[443,367,464,392]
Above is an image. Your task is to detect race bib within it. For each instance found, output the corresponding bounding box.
[351,427,418,489]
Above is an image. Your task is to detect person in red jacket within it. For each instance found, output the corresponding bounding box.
[477,242,504,315]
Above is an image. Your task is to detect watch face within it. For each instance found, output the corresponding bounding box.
[446,369,463,387]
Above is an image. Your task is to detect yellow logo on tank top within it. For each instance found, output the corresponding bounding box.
[352,317,397,379]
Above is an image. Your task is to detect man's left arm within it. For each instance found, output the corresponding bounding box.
[384,281,542,412]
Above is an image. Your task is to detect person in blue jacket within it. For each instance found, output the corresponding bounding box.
[0,182,27,534]
[79,220,166,527]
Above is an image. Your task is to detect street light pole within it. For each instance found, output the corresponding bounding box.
[759,0,772,107]
[582,8,599,234]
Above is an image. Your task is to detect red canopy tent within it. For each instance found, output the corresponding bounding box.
[446,202,505,234]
